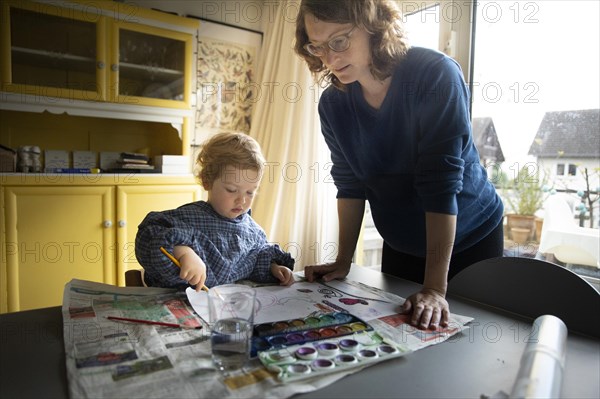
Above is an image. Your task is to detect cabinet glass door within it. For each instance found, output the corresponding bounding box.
[113,22,190,107]
[5,3,105,100]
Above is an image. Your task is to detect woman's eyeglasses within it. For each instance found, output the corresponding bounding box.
[303,27,356,57]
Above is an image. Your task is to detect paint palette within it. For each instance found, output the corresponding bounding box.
[251,312,372,356]
[258,330,411,382]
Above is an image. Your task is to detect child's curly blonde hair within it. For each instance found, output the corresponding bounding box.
[195,132,266,190]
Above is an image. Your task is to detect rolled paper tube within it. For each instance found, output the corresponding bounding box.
[510,315,567,399]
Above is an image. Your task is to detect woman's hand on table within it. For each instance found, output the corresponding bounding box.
[401,288,450,330]
[304,260,352,282]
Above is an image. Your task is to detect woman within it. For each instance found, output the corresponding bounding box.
[295,0,504,330]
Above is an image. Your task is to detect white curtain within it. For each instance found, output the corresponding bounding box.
[250,0,338,269]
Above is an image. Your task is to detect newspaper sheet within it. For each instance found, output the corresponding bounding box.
[62,278,473,398]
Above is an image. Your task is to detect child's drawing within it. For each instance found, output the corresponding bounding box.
[187,280,400,324]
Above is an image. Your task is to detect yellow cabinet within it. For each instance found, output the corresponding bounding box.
[110,19,193,108]
[1,0,196,109]
[3,185,115,312]
[1,177,203,313]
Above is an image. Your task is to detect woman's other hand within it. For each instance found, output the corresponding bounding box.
[304,260,352,282]
[401,288,450,330]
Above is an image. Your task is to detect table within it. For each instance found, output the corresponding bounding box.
[1,267,598,398]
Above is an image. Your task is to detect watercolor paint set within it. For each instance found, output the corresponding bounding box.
[257,330,411,382]
[251,312,373,356]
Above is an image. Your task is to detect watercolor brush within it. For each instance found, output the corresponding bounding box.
[106,316,202,329]
[160,246,210,292]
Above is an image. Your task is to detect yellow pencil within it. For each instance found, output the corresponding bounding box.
[160,246,209,292]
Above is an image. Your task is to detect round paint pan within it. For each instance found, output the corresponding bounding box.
[357,349,378,359]
[287,363,311,375]
[335,353,358,365]
[272,321,289,332]
[319,314,337,324]
[316,342,340,356]
[335,325,353,335]
[338,338,360,352]
[295,346,318,360]
[268,335,288,346]
[349,322,368,332]
[318,327,337,338]
[333,312,353,323]
[255,324,273,335]
[285,333,305,344]
[267,352,295,363]
[311,358,335,370]
[289,319,306,328]
[303,330,321,340]
[252,338,270,352]
[377,344,399,355]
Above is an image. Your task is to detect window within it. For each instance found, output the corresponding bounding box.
[358,1,599,273]
[472,1,599,275]
[403,4,440,50]
[472,2,598,195]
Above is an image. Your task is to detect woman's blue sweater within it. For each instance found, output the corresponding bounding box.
[318,47,503,257]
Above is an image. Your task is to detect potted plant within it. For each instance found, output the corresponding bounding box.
[503,165,549,244]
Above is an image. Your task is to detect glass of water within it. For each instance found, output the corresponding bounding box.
[208,284,256,371]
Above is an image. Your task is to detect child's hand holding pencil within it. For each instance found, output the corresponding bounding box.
[160,246,209,292]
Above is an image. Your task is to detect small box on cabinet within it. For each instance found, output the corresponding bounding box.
[100,152,120,171]
[0,145,17,172]
[44,150,70,171]
[154,155,191,174]
[73,151,97,169]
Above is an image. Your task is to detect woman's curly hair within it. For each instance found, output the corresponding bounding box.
[294,0,410,90]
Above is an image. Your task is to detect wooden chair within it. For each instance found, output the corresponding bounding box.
[447,257,600,338]
[125,269,145,287]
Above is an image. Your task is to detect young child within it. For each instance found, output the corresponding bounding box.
[135,132,295,291]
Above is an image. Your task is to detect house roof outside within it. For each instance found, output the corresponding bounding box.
[472,117,505,163]
[528,109,600,159]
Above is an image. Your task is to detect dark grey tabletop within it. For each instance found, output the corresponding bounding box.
[1,265,599,398]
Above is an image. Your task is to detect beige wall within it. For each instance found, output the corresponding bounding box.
[127,0,265,32]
